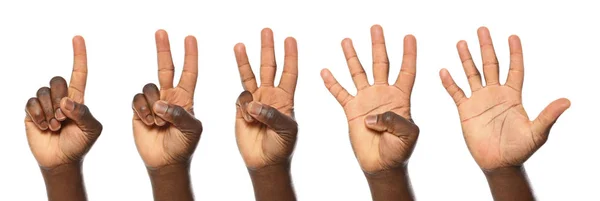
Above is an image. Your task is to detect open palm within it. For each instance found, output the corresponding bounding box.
[25,36,102,168]
[440,27,570,170]
[132,30,202,168]
[322,25,419,173]
[234,28,298,169]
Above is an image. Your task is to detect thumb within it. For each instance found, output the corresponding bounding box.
[532,98,571,137]
[153,101,203,136]
[247,101,298,139]
[59,97,103,137]
[364,111,419,137]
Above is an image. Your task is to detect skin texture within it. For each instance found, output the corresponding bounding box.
[234,28,298,201]
[132,30,202,201]
[24,36,102,201]
[321,25,418,201]
[440,27,570,201]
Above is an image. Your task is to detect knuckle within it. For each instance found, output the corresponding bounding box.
[143,83,158,93]
[381,111,397,124]
[133,93,145,104]
[36,87,51,96]
[170,106,186,119]
[50,76,66,85]
[26,98,38,107]
[78,104,90,117]
[264,107,277,121]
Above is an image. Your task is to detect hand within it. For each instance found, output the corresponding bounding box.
[321,25,419,173]
[24,36,102,168]
[234,28,299,170]
[440,27,571,170]
[132,30,202,168]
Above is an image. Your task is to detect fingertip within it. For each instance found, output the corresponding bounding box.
[457,40,467,48]
[365,115,377,126]
[153,100,169,116]
[509,35,521,43]
[185,35,197,43]
[155,29,168,38]
[285,37,297,44]
[49,119,61,131]
[439,68,449,77]
[558,98,572,109]
[341,38,352,46]
[371,24,383,32]
[234,43,245,52]
[477,26,489,34]
[144,115,155,126]
[404,34,416,42]
[55,108,66,121]
[39,121,49,131]
[72,35,85,43]
[261,28,273,36]
[247,101,263,116]
[320,68,331,79]
[60,97,75,112]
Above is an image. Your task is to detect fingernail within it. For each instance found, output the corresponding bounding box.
[145,115,154,124]
[49,119,61,131]
[154,101,168,116]
[39,121,49,130]
[248,102,262,116]
[63,98,75,111]
[55,109,66,120]
[365,115,378,125]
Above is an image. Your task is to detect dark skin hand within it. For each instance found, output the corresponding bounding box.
[132,30,202,201]
[234,28,298,201]
[321,25,418,201]
[440,27,571,201]
[24,36,103,201]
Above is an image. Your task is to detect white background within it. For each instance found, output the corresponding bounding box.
[0,0,598,200]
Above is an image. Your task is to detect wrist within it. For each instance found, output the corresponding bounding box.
[41,161,83,176]
[249,162,291,179]
[364,164,408,180]
[147,162,191,177]
[483,166,535,201]
[363,165,415,201]
[248,162,296,201]
[40,162,87,201]
[147,163,194,201]
[483,165,526,179]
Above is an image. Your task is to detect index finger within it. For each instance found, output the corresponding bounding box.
[156,30,175,90]
[69,36,87,103]
[176,36,199,93]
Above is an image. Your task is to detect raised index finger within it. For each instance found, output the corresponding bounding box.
[176,36,199,94]
[156,30,175,90]
[69,36,87,103]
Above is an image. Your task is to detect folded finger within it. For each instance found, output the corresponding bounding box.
[26,98,48,130]
[37,87,60,131]
[50,76,68,121]
[132,93,154,126]
[143,83,165,126]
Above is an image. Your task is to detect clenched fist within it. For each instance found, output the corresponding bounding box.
[24,36,102,169]
[132,30,202,169]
